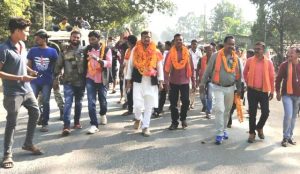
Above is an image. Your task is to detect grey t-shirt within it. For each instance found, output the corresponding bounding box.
[0,39,32,96]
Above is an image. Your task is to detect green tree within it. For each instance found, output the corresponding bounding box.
[210,0,250,41]
[0,0,30,41]
[250,0,300,65]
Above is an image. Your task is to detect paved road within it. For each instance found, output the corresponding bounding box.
[0,88,299,174]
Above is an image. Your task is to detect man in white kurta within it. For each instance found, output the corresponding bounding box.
[125,31,164,137]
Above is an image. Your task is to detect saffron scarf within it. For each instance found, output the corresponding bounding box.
[247,56,271,92]
[165,45,192,78]
[287,62,293,94]
[213,49,239,83]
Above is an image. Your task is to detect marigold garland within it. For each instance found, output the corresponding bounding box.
[124,48,131,60]
[168,45,190,69]
[220,48,238,73]
[133,40,159,76]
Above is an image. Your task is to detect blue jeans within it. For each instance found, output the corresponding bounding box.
[282,95,300,139]
[86,78,108,126]
[200,82,213,113]
[31,83,52,125]
[63,84,85,128]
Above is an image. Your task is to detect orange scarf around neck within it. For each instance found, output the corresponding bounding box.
[247,56,271,92]
[133,40,161,76]
[287,62,293,94]
[87,42,106,76]
[213,48,239,83]
[165,45,192,78]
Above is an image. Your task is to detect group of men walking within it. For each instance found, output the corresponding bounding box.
[0,17,299,169]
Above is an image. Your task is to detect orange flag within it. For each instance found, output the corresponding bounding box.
[234,93,243,123]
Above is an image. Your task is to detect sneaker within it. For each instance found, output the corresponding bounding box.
[288,138,296,145]
[223,131,229,140]
[133,120,141,129]
[100,115,107,125]
[281,138,288,147]
[40,125,48,132]
[73,124,82,129]
[142,128,151,137]
[248,133,256,143]
[87,125,99,134]
[168,123,178,130]
[215,135,223,145]
[62,128,71,136]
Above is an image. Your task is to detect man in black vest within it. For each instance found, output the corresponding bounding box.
[125,31,164,137]
[84,31,112,134]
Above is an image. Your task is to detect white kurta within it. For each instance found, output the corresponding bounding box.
[125,47,164,128]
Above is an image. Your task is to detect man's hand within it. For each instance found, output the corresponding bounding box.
[268,93,274,101]
[29,70,38,77]
[98,59,104,67]
[20,75,36,82]
[125,80,132,92]
[159,81,164,91]
[276,92,281,101]
[53,79,59,90]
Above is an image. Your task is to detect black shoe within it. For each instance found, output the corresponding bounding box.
[281,138,288,147]
[181,120,188,129]
[288,138,296,145]
[152,111,160,118]
[168,124,178,130]
[122,102,128,109]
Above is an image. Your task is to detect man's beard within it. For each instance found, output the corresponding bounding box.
[71,41,80,46]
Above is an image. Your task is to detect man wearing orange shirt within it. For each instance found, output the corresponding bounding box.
[243,41,275,143]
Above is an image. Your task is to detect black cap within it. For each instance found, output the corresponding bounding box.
[34,29,50,39]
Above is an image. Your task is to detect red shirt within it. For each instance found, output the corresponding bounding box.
[275,61,300,96]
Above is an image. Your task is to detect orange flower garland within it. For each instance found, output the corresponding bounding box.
[220,48,238,73]
[133,40,159,76]
[168,46,190,69]
[124,48,131,60]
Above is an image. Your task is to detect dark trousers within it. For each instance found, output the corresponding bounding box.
[3,92,40,158]
[154,88,167,113]
[127,87,133,112]
[169,83,190,125]
[247,87,270,134]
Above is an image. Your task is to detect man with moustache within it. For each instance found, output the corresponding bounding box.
[200,36,242,145]
[84,31,112,134]
[244,41,275,143]
[27,29,58,132]
[165,33,195,130]
[125,31,164,137]
[54,30,86,136]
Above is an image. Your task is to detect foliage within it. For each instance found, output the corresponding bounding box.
[0,0,175,41]
[210,0,251,41]
[250,0,300,65]
[0,0,30,41]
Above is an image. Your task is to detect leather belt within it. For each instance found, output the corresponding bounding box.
[213,82,234,87]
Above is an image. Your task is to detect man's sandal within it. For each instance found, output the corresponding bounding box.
[1,157,14,169]
[22,145,44,155]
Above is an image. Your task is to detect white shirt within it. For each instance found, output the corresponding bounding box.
[189,48,202,70]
